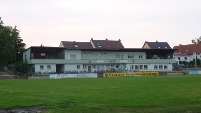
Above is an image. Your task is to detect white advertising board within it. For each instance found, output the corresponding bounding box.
[49,73,98,79]
[50,74,63,79]
[77,73,97,78]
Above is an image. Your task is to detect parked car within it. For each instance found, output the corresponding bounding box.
[178,64,188,68]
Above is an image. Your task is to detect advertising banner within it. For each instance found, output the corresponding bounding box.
[189,70,199,75]
[50,73,97,79]
[103,72,158,77]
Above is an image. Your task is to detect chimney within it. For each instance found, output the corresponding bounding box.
[106,38,108,40]
[91,38,93,40]
[118,39,121,42]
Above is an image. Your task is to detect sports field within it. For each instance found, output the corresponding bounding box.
[0,75,201,113]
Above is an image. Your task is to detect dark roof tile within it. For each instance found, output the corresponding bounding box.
[143,41,172,49]
[91,39,124,49]
[61,41,93,49]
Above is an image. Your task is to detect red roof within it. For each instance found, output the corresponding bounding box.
[61,41,93,49]
[91,38,124,49]
[174,53,189,56]
[173,43,201,55]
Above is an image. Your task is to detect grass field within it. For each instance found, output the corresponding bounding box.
[0,75,201,113]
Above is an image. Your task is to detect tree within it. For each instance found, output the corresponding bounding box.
[14,26,26,61]
[192,36,201,44]
[15,61,28,74]
[0,17,26,66]
[188,58,201,67]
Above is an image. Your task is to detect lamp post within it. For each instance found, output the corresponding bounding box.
[193,52,197,68]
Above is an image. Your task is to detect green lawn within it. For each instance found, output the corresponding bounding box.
[0,75,201,113]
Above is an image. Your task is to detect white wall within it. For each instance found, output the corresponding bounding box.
[35,64,56,73]
[148,64,172,71]
[65,50,81,60]
[23,49,31,61]
[81,51,146,60]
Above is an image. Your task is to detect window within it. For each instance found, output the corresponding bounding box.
[41,53,45,56]
[164,65,168,70]
[116,54,120,59]
[111,65,114,67]
[104,53,107,56]
[165,47,167,49]
[178,57,180,60]
[159,65,163,70]
[77,65,80,69]
[47,65,51,70]
[84,52,87,56]
[74,44,78,48]
[144,65,148,70]
[130,65,134,70]
[97,43,101,47]
[135,65,139,70]
[92,65,96,69]
[139,55,143,58]
[89,52,92,56]
[128,55,134,58]
[83,65,87,69]
[99,52,102,56]
[154,65,158,70]
[40,65,44,70]
[140,65,143,70]
[25,55,27,61]
[41,53,45,59]
[184,57,187,60]
[70,54,76,59]
[158,47,160,49]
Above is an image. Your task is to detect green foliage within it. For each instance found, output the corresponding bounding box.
[0,17,26,65]
[0,26,17,65]
[1,76,201,112]
[188,58,201,67]
[14,61,28,73]
[179,61,188,66]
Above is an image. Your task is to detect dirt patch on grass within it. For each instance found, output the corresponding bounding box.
[0,105,48,113]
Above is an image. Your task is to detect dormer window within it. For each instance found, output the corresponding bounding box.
[74,44,78,48]
[165,47,167,49]
[158,47,160,49]
[97,43,101,47]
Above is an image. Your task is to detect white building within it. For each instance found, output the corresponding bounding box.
[23,39,176,75]
[173,43,201,63]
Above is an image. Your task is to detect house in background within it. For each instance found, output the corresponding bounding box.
[23,39,176,75]
[142,41,172,49]
[173,43,201,63]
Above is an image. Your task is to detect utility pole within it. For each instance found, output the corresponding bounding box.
[193,52,197,68]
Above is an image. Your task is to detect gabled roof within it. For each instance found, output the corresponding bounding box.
[142,41,172,49]
[90,38,124,49]
[173,43,201,55]
[60,41,93,49]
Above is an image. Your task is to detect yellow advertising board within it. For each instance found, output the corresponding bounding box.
[103,72,158,77]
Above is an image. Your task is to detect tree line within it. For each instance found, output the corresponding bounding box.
[0,17,26,72]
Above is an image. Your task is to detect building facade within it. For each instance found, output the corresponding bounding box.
[23,39,176,74]
[173,43,201,63]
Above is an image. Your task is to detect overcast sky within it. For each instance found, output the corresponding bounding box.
[1,0,201,48]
